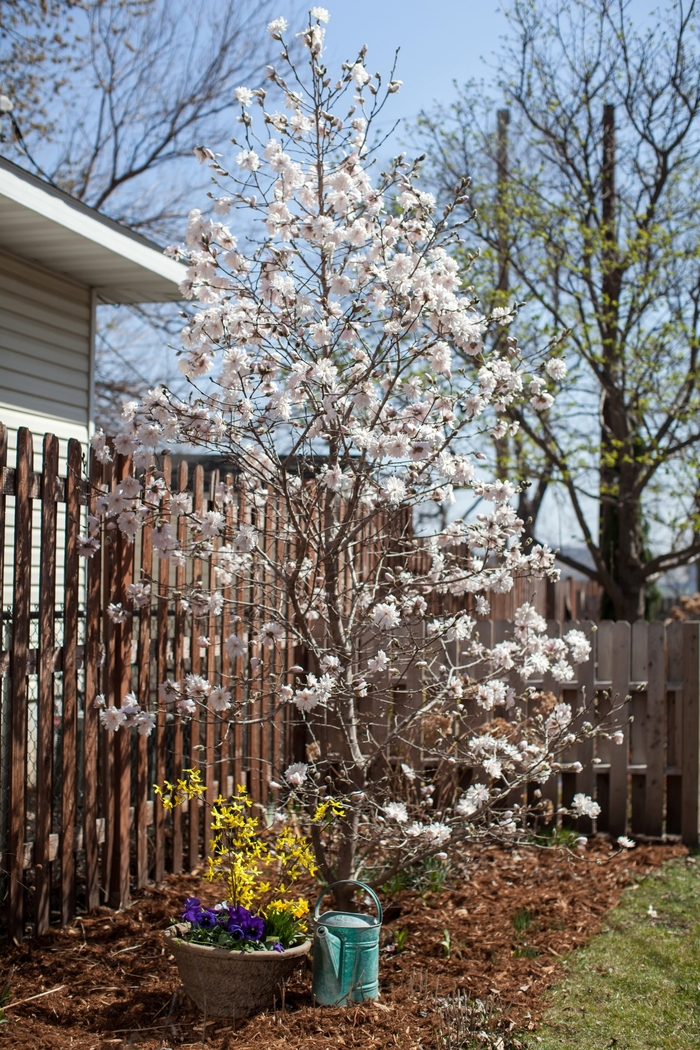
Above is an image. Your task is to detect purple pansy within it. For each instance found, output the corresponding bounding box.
[225,903,264,941]
[181,897,218,929]
[182,897,265,943]
[182,897,203,923]
[272,942,285,952]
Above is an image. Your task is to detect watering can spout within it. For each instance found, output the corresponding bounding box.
[316,924,342,982]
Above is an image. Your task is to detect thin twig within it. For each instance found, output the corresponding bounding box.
[3,985,65,1010]
[159,988,180,1049]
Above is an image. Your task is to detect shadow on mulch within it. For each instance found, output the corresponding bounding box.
[0,840,685,1050]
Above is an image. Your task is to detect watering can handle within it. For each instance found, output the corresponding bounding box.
[313,879,383,925]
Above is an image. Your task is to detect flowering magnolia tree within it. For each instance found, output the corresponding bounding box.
[86,8,603,889]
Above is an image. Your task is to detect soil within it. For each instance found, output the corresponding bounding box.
[0,839,685,1050]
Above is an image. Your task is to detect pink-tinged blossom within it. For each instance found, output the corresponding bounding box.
[208,687,231,713]
[128,581,151,608]
[199,510,225,537]
[225,634,248,660]
[184,673,211,701]
[113,432,138,456]
[236,150,260,171]
[258,622,285,648]
[78,535,100,558]
[107,603,128,624]
[135,711,156,736]
[546,703,572,736]
[122,693,140,717]
[476,676,510,709]
[372,602,401,630]
[100,706,127,732]
[159,680,181,702]
[176,697,197,717]
[90,430,112,463]
[284,762,308,787]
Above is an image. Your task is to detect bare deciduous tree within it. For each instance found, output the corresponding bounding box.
[2,0,298,429]
[418,0,700,619]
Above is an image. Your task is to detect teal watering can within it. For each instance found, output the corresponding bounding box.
[312,879,383,1006]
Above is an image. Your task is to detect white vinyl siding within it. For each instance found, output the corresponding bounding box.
[0,249,91,427]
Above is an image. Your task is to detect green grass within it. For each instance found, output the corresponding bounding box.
[535,856,700,1049]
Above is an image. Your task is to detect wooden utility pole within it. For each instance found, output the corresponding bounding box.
[599,102,625,618]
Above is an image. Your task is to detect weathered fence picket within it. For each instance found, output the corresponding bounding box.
[1,422,700,944]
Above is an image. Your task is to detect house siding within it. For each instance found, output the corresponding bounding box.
[0,249,91,428]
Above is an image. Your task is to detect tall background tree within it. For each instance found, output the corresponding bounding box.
[418,0,700,619]
[1,0,293,429]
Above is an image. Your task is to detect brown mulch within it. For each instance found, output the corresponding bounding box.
[0,840,686,1050]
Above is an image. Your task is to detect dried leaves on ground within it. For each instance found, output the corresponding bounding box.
[0,840,685,1050]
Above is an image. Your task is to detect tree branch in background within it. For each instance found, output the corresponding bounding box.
[417,0,700,619]
[1,0,302,429]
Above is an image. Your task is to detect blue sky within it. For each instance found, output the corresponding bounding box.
[318,2,508,132]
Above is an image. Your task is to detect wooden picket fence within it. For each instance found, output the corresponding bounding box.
[1,423,699,944]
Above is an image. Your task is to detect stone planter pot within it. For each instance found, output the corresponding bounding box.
[163,923,311,1018]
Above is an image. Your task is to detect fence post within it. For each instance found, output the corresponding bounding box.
[36,433,59,935]
[108,452,134,909]
[135,476,152,889]
[8,428,32,942]
[60,438,81,924]
[645,622,665,837]
[154,457,170,883]
[171,460,188,874]
[681,621,700,847]
[608,621,631,837]
[83,447,102,911]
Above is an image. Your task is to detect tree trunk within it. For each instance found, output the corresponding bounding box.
[597,102,648,620]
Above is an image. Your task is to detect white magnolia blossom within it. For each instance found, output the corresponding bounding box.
[372,602,401,631]
[224,634,248,660]
[455,783,490,818]
[134,710,156,737]
[284,762,308,787]
[159,680,181,702]
[571,793,601,819]
[384,801,408,823]
[208,686,232,713]
[100,706,127,732]
[406,821,451,846]
[107,602,128,624]
[293,673,333,712]
[367,650,390,675]
[128,581,151,608]
[258,621,286,648]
